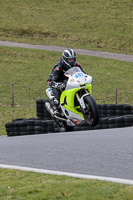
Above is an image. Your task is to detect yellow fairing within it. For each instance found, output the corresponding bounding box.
[60,84,92,119]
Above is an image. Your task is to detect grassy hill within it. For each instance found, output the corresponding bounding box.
[0,0,133,54]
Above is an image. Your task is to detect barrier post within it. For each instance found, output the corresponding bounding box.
[11,83,14,107]
[105,90,108,103]
[115,88,118,104]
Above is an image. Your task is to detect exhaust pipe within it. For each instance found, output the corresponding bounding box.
[45,101,67,121]
[54,115,67,121]
[45,102,54,116]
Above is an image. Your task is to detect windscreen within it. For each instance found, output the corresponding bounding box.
[64,67,82,77]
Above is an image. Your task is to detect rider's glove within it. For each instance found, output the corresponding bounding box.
[47,80,52,87]
[52,82,66,91]
[58,82,66,91]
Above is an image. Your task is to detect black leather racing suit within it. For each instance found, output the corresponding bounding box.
[47,58,86,101]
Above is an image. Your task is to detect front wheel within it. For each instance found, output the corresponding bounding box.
[83,95,99,126]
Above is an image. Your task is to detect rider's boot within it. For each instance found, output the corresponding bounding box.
[52,98,59,115]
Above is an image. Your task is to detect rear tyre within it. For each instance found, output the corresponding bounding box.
[83,95,99,126]
[55,119,73,132]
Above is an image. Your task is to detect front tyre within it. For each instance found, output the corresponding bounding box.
[83,95,99,126]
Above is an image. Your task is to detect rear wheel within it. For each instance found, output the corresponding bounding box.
[83,95,99,126]
[55,119,73,132]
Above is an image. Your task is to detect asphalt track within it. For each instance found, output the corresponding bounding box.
[0,127,133,185]
[0,41,133,185]
[0,40,133,62]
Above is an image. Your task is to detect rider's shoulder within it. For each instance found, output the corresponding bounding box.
[54,65,63,73]
[75,62,80,67]
[54,66,61,71]
[53,61,62,71]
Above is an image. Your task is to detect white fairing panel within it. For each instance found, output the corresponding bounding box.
[60,105,83,120]
[64,67,92,90]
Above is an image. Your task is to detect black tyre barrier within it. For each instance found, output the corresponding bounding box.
[36,99,52,120]
[102,124,109,129]
[5,114,133,137]
[5,101,133,136]
[116,110,124,116]
[36,101,133,119]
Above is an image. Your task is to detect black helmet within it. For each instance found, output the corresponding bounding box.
[62,49,76,68]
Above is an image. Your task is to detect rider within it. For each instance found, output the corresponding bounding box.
[47,48,86,115]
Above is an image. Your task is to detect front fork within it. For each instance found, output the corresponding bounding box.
[76,90,90,110]
[76,90,92,122]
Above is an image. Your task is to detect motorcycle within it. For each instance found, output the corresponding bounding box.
[45,67,99,132]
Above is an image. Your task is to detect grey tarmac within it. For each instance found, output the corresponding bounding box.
[0,127,133,181]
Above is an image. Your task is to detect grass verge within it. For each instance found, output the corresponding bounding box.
[0,169,133,200]
[0,46,133,135]
[0,0,133,54]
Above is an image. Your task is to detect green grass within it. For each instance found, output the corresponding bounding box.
[0,46,133,135]
[0,0,133,54]
[0,169,133,200]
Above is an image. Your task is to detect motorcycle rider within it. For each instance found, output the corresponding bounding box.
[47,48,86,115]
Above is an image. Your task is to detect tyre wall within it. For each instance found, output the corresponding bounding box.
[5,100,133,136]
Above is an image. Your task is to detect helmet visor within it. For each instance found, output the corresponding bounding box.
[67,58,75,67]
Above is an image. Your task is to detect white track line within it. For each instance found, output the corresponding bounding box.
[0,164,133,185]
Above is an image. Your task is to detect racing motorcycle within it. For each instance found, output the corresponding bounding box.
[45,67,99,132]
